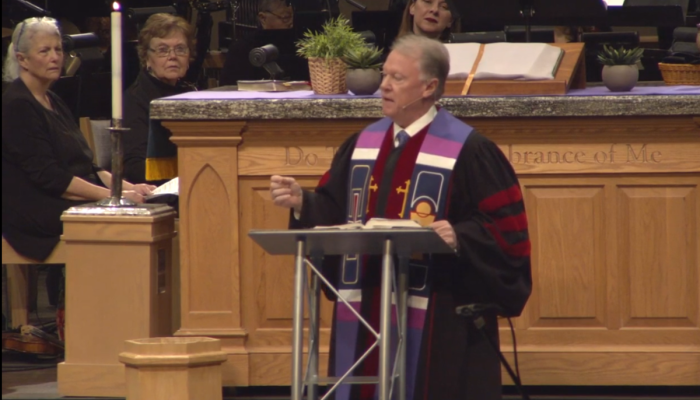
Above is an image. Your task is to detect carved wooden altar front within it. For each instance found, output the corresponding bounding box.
[162,113,700,387]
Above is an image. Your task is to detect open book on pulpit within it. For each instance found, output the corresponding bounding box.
[443,42,586,96]
[236,80,311,92]
[313,218,422,230]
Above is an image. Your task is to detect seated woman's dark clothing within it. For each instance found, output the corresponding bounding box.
[2,79,104,261]
[220,28,310,86]
[123,70,191,184]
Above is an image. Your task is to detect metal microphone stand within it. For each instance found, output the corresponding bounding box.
[456,304,531,400]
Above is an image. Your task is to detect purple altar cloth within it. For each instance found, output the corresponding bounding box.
[163,85,699,101]
[567,86,700,96]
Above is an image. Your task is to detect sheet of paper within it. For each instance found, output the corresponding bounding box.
[364,218,421,229]
[147,177,179,199]
[444,43,482,79]
[311,218,422,230]
[312,223,363,230]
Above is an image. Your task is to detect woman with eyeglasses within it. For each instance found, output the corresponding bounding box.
[2,17,153,261]
[397,0,456,42]
[123,13,196,185]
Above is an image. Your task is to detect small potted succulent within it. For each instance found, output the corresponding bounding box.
[597,45,645,92]
[296,16,366,94]
[343,46,383,95]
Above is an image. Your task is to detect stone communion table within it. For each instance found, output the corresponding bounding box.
[150,85,700,387]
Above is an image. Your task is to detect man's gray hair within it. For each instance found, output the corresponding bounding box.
[2,17,61,82]
[390,34,450,100]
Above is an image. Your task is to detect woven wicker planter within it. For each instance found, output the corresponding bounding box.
[308,57,348,95]
[659,63,700,86]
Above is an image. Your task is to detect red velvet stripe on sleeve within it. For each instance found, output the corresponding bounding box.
[317,170,331,188]
[478,184,523,213]
[492,213,528,233]
[479,184,531,258]
[484,223,531,257]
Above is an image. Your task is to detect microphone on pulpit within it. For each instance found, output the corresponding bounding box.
[456,303,531,400]
[249,44,286,80]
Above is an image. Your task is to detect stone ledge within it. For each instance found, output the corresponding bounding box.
[151,94,699,120]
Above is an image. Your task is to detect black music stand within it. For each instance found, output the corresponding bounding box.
[450,0,607,42]
[608,0,688,50]
[249,228,453,400]
[607,2,686,27]
[352,10,403,53]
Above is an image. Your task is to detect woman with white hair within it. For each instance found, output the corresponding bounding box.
[2,17,154,261]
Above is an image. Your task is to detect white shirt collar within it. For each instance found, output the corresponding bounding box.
[393,106,438,146]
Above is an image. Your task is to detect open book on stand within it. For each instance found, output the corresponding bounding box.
[445,42,564,81]
[443,42,585,95]
[313,218,423,230]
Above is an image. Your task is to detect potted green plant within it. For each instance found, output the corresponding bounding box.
[343,46,384,95]
[296,16,366,94]
[597,45,645,92]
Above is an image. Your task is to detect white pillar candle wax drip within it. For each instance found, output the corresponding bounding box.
[111,2,122,120]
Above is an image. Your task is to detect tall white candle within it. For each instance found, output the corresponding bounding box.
[111,2,122,120]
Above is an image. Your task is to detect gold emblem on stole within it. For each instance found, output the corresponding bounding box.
[409,201,436,227]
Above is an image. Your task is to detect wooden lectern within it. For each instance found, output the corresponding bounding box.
[249,228,453,400]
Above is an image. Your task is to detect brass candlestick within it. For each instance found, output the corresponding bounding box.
[96,118,136,207]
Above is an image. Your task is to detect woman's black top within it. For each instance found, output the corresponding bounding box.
[2,78,103,260]
[123,70,191,184]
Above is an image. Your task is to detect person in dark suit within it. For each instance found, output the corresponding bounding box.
[2,17,153,261]
[123,13,196,185]
[219,0,309,85]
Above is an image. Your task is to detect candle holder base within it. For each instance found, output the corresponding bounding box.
[65,203,173,217]
[96,197,138,207]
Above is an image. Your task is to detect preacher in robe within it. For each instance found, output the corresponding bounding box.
[270,34,532,400]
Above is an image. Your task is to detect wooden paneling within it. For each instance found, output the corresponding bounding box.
[189,165,232,312]
[168,116,700,387]
[239,120,364,176]
[524,185,606,328]
[58,212,176,397]
[167,121,245,334]
[618,185,699,328]
[238,177,334,354]
[238,117,700,176]
[516,176,700,351]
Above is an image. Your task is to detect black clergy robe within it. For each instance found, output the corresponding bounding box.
[291,122,532,400]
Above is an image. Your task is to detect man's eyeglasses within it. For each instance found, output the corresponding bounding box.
[264,9,293,23]
[148,46,189,58]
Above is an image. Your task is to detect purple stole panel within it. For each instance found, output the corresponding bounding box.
[332,109,473,400]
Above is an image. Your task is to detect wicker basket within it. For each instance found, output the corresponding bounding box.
[658,63,700,86]
[308,57,348,94]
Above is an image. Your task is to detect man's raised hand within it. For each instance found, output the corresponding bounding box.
[270,175,303,214]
